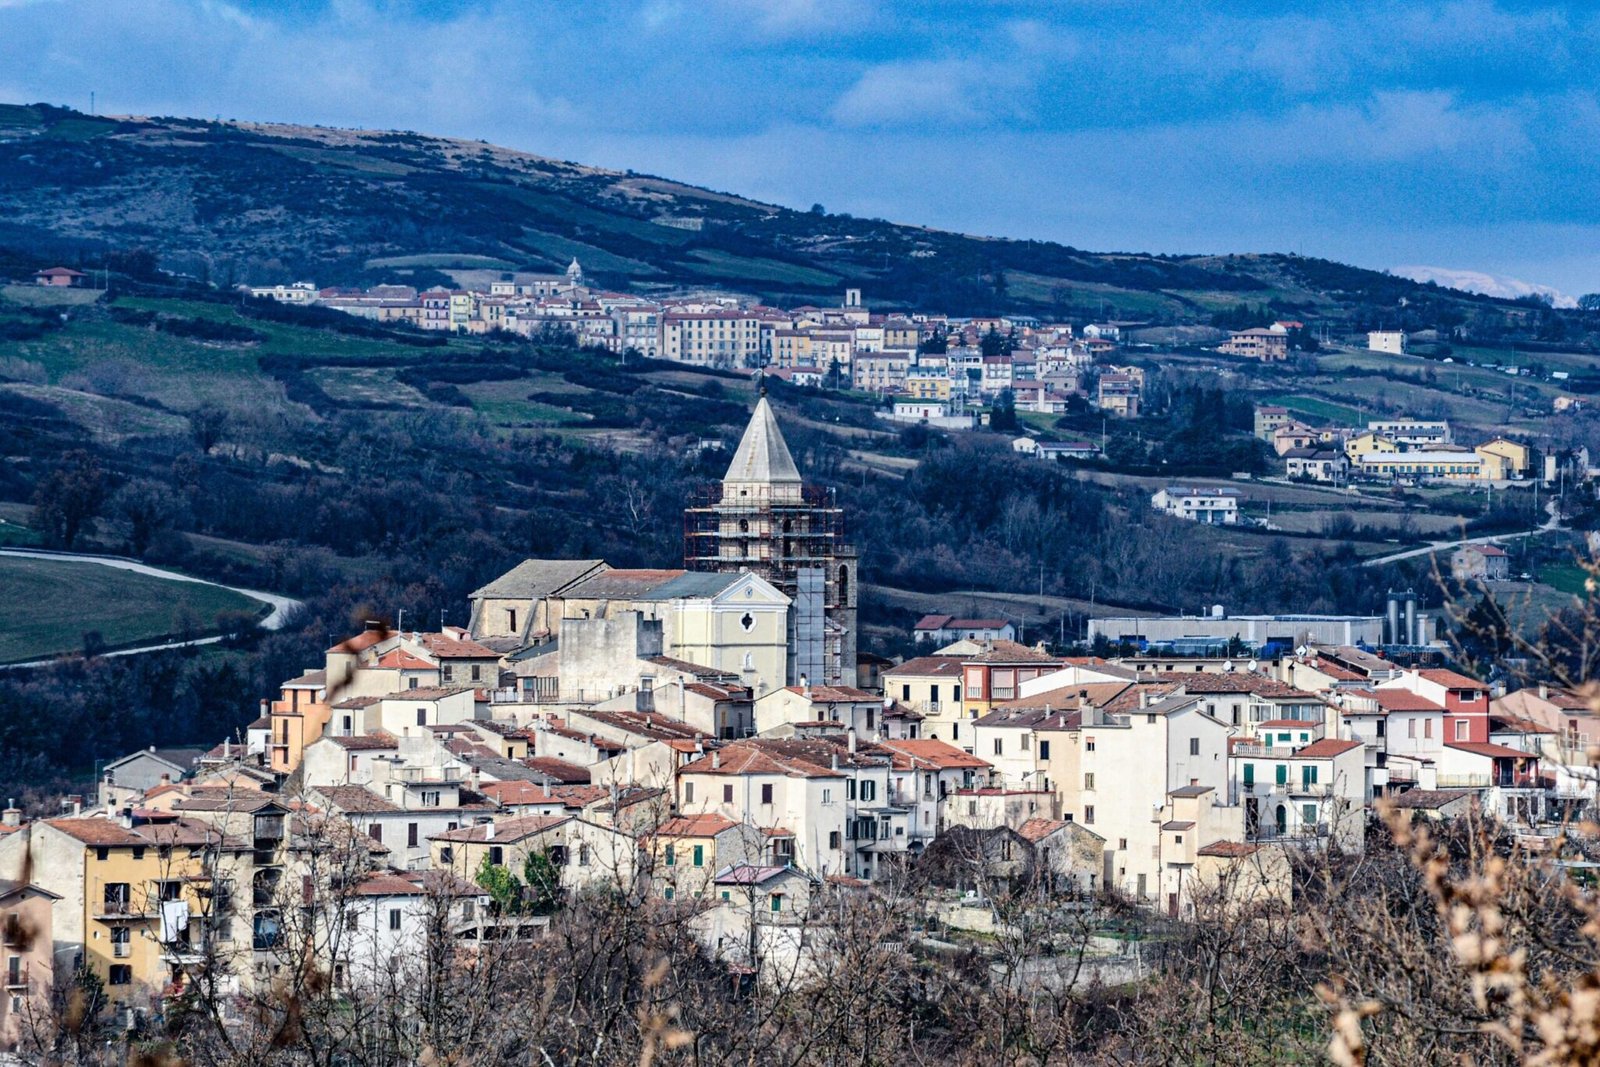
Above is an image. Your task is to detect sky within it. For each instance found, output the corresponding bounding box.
[1,0,1596,297]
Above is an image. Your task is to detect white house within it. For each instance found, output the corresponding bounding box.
[1367,331,1407,355]
[1151,487,1240,525]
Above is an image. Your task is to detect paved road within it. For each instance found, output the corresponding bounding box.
[0,548,303,668]
[1361,500,1564,568]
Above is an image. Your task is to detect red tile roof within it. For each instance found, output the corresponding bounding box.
[1016,817,1068,842]
[1444,741,1535,760]
[1419,669,1486,690]
[1197,841,1261,858]
[655,814,740,838]
[430,815,571,844]
[1294,739,1363,759]
[1373,689,1445,713]
[877,738,992,771]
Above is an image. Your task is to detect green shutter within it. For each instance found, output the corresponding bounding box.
[693,845,704,867]
[1276,764,1287,785]
[1243,764,1254,787]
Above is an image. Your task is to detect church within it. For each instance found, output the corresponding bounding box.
[469,395,858,688]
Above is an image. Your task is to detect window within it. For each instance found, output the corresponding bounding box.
[489,846,503,866]
[828,831,841,849]
[579,845,590,867]
[440,847,453,864]
[860,780,876,802]
[1303,804,1317,825]
[1455,720,1469,741]
[1086,737,1096,752]
[902,684,911,701]
[664,887,675,901]
[822,788,832,804]
[665,845,676,867]
[1083,805,1095,825]
[693,845,704,867]
[369,823,383,844]
[471,664,482,682]
[156,880,182,902]
[416,709,427,726]
[422,791,440,807]
[1118,838,1128,851]
[407,823,419,848]
[761,784,773,805]
[1039,740,1050,760]
[1021,734,1031,752]
[684,783,694,804]
[721,891,731,901]
[1408,718,1417,739]
[846,779,857,801]
[507,609,517,632]
[993,738,1003,756]
[719,784,732,804]
[389,908,402,931]
[111,927,130,959]
[1424,719,1432,739]
[408,678,418,689]
[1189,737,1200,756]
[1084,773,1095,790]
[443,666,454,682]
[1147,714,1156,725]
[108,965,132,986]
[770,893,784,913]
[1243,763,1254,787]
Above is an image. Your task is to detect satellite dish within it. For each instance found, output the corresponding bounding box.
[1247,659,1259,673]
[1296,645,1309,658]
[1222,660,1234,672]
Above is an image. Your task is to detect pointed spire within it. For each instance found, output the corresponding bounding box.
[724,397,802,492]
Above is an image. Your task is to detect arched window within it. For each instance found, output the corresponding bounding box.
[838,564,850,605]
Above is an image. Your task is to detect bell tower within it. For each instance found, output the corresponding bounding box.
[685,396,858,686]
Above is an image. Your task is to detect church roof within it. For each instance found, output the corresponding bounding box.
[724,397,801,486]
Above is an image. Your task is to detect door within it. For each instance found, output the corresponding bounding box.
[1168,893,1178,919]
[1275,804,1288,836]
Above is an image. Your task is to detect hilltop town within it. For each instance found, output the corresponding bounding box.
[0,391,1595,1061]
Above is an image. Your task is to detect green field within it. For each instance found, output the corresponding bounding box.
[0,557,266,663]
[1262,394,1365,426]
[1537,563,1592,597]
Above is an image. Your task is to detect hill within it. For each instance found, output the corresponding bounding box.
[0,101,1542,323]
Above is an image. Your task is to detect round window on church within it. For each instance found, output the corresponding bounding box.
[740,612,755,632]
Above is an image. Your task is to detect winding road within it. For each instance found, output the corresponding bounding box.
[0,547,303,668]
[1360,499,1565,568]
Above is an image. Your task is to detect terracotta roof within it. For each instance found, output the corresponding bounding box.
[1419,669,1486,690]
[520,757,592,784]
[1169,784,1214,798]
[1016,817,1068,842]
[877,738,992,771]
[1197,840,1261,858]
[283,669,327,688]
[655,814,740,838]
[480,782,607,808]
[881,656,965,678]
[780,685,879,702]
[1372,690,1444,713]
[430,814,571,844]
[329,629,389,654]
[418,633,502,659]
[679,740,843,779]
[1169,675,1314,698]
[1294,739,1363,759]
[45,817,144,847]
[1444,741,1534,760]
[1160,820,1196,831]
[963,641,1058,664]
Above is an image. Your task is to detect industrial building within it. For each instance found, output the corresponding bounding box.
[1088,594,1435,653]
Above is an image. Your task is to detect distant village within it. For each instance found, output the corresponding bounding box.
[0,392,1589,1041]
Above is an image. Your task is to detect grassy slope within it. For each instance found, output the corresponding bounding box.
[0,556,263,662]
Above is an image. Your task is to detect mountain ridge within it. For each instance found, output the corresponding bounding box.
[0,100,1531,321]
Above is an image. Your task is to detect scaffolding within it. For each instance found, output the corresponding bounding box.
[684,482,857,685]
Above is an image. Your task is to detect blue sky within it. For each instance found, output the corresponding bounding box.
[2,0,1596,296]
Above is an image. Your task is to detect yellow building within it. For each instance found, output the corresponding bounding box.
[646,814,766,902]
[1476,438,1531,480]
[1343,431,1398,460]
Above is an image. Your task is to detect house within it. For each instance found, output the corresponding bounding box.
[1367,331,1407,355]
[33,266,86,288]
[1284,448,1348,484]
[1451,543,1510,582]
[1367,419,1451,448]
[1253,406,1293,440]
[1188,841,1292,915]
[332,872,488,990]
[695,864,823,982]
[1096,373,1140,417]
[1379,668,1491,745]
[98,746,211,809]
[1229,732,1366,850]
[1344,431,1398,461]
[646,814,767,901]
[1355,449,1484,483]
[752,685,889,737]
[0,880,59,1051]
[1476,438,1532,480]
[881,655,967,745]
[430,815,639,895]
[1272,422,1320,456]
[1219,328,1288,360]
[1151,487,1240,525]
[912,615,1016,646]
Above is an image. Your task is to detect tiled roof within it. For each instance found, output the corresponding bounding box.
[1444,741,1534,760]
[655,814,740,838]
[430,815,571,844]
[1169,784,1214,798]
[1197,840,1261,858]
[781,685,878,702]
[1387,788,1474,810]
[1294,739,1363,759]
[881,656,964,678]
[376,649,435,670]
[521,757,592,784]
[963,641,1058,664]
[312,786,402,814]
[326,732,398,751]
[45,817,144,847]
[329,629,389,654]
[1372,689,1444,713]
[877,739,991,771]
[470,559,606,600]
[1016,817,1067,842]
[1419,669,1486,690]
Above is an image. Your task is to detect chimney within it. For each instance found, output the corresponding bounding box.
[543,778,551,799]
[801,674,811,699]
[711,751,721,770]
[158,773,171,787]
[365,619,382,632]
[1540,683,1550,700]
[847,728,857,754]
[118,805,134,830]
[1,802,20,829]
[259,699,269,715]
[484,818,495,840]
[468,769,481,792]
[831,753,839,771]
[222,739,231,759]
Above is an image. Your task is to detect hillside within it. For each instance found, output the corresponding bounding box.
[0,101,1536,322]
